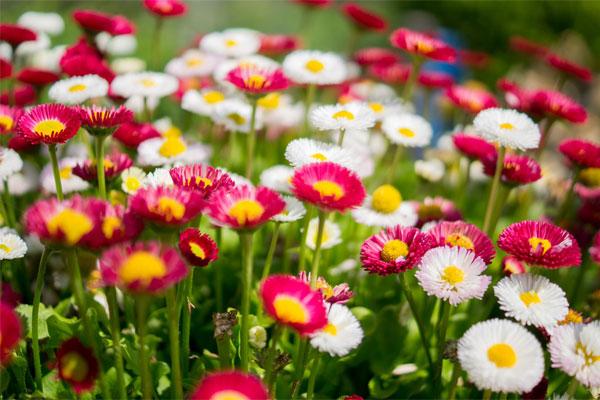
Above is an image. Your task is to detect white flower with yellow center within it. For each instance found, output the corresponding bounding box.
[146,167,173,187]
[351,184,417,228]
[213,55,280,85]
[165,49,221,78]
[48,74,109,104]
[494,273,569,329]
[120,167,147,194]
[0,232,27,260]
[212,99,263,133]
[415,159,445,182]
[181,88,228,117]
[41,158,89,194]
[111,71,178,99]
[458,319,545,393]
[473,108,541,151]
[347,80,399,103]
[381,113,433,147]
[366,101,413,122]
[15,32,50,57]
[260,165,294,194]
[0,148,23,182]
[259,93,305,130]
[111,57,146,74]
[272,195,306,223]
[0,162,38,196]
[285,138,355,171]
[305,218,342,250]
[200,28,261,58]
[18,11,65,36]
[137,137,212,167]
[310,102,376,132]
[416,246,492,306]
[310,304,364,357]
[95,32,137,56]
[283,50,347,85]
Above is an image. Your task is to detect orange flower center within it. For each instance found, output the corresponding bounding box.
[186,58,203,67]
[227,113,246,125]
[159,137,186,158]
[59,166,73,179]
[500,122,515,130]
[257,92,280,109]
[371,185,402,213]
[380,239,408,262]
[368,102,383,113]
[189,242,206,259]
[398,127,415,137]
[487,343,517,368]
[519,291,541,307]
[246,75,266,89]
[211,390,250,400]
[323,322,337,336]
[310,153,327,161]
[225,39,237,47]
[441,266,464,286]
[119,251,167,285]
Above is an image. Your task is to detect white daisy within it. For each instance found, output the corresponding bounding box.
[415,159,445,182]
[212,99,263,133]
[0,161,38,196]
[41,158,89,194]
[260,165,294,194]
[96,33,137,56]
[111,72,178,99]
[310,102,376,132]
[213,55,280,85]
[306,218,342,250]
[111,57,146,74]
[351,185,417,228]
[137,137,212,167]
[30,45,66,72]
[366,100,413,122]
[381,113,433,147]
[283,50,347,85]
[494,273,569,329]
[15,32,50,57]
[0,232,27,260]
[285,138,355,171]
[457,319,545,393]
[200,28,261,58]
[347,80,399,103]
[165,49,221,78]
[473,108,541,151]
[124,95,158,115]
[271,195,306,223]
[48,74,109,104]
[18,11,64,36]
[146,167,173,187]
[120,167,147,194]
[549,321,600,388]
[259,93,305,130]
[0,148,23,181]
[310,304,364,357]
[181,88,227,117]
[416,246,492,306]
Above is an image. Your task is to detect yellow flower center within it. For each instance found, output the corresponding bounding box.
[119,251,167,285]
[212,391,249,400]
[332,110,355,120]
[189,242,206,259]
[47,209,93,245]
[257,92,280,109]
[246,75,265,89]
[34,120,65,137]
[418,204,444,220]
[186,58,203,67]
[398,127,415,137]
[316,280,334,299]
[0,244,10,253]
[225,39,237,47]
[68,84,87,92]
[228,199,264,225]
[203,91,225,104]
[140,79,155,87]
[499,122,515,130]
[162,126,181,138]
[305,59,324,73]
[380,239,409,262]
[102,216,122,240]
[487,343,517,368]
[371,185,402,213]
[227,113,246,125]
[311,153,327,161]
[529,237,551,255]
[323,322,337,336]
[445,233,474,251]
[60,352,89,382]
[369,102,383,113]
[313,230,329,245]
[59,167,73,179]
[415,41,434,54]
[519,291,541,307]
[126,177,140,192]
[0,116,14,131]
[580,168,600,187]
[441,266,465,286]
[158,137,186,158]
[559,309,583,325]
[189,176,213,188]
[151,197,186,222]
[575,342,600,366]
[273,295,307,324]
[312,180,343,200]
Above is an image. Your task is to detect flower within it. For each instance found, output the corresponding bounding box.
[16,67,60,87]
[415,196,462,227]
[558,139,600,169]
[298,271,354,304]
[283,50,347,85]
[54,337,100,396]
[249,325,267,349]
[41,157,89,194]
[452,133,496,160]
[341,2,387,32]
[17,103,81,145]
[130,185,203,227]
[260,165,294,194]
[165,49,221,78]
[137,136,211,166]
[473,108,540,151]
[113,121,161,148]
[545,53,592,83]
[0,23,37,47]
[496,78,536,114]
[120,167,146,194]
[416,246,491,306]
[457,319,545,393]
[143,0,188,17]
[415,159,445,182]
[97,241,188,294]
[0,302,22,366]
[417,70,455,89]
[381,113,432,147]
[310,303,364,357]
[291,162,366,213]
[502,256,526,276]
[213,54,279,84]
[0,58,11,79]
[509,36,548,56]
[170,164,234,199]
[0,161,38,196]
[497,221,581,269]
[259,34,301,55]
[272,195,306,223]
[360,226,430,276]
[205,185,285,230]
[178,228,218,267]
[225,64,289,94]
[73,105,134,136]
[521,377,549,400]
[0,232,27,260]
[48,74,109,104]
[368,62,411,85]
[0,147,23,181]
[0,105,24,134]
[260,275,327,336]
[481,152,542,185]
[60,53,115,83]
[310,102,376,132]
[111,72,178,98]
[354,47,400,66]
[494,273,569,329]
[351,184,417,228]
[590,231,600,265]
[426,221,495,265]
[73,153,134,182]
[390,28,455,62]
[189,371,269,400]
[200,28,261,58]
[146,167,174,187]
[445,85,499,114]
[72,9,115,34]
[548,321,600,388]
[18,11,65,36]
[181,88,227,117]
[212,98,263,133]
[86,202,143,250]
[285,138,355,171]
[306,217,342,250]
[531,90,587,124]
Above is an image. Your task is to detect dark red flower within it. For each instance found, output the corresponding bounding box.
[72,10,115,34]
[452,133,496,160]
[579,198,600,228]
[531,90,587,124]
[259,34,301,55]
[0,24,37,47]
[0,84,36,107]
[417,70,454,89]
[353,47,400,66]
[390,28,455,62]
[458,49,491,68]
[178,228,219,267]
[414,197,462,227]
[509,36,548,57]
[521,377,548,400]
[0,302,22,366]
[17,67,60,86]
[62,36,102,59]
[74,105,135,136]
[341,2,388,32]
[8,134,39,153]
[110,15,136,35]
[590,231,600,265]
[481,151,542,186]
[291,0,333,7]
[0,58,12,79]
[113,121,161,148]
[73,153,134,182]
[368,62,411,84]
[558,139,600,169]
[545,53,591,83]
[0,282,21,307]
[60,54,115,82]
[143,0,188,17]
[56,337,99,394]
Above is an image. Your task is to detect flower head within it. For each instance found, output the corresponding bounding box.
[16,67,60,87]
[509,36,548,56]
[341,2,388,32]
[73,153,133,182]
[473,108,540,151]
[73,105,134,136]
[225,64,289,94]
[368,62,411,85]
[382,113,432,147]
[0,106,23,135]
[48,75,109,105]
[446,85,499,114]
[260,165,294,194]
[271,195,306,223]
[259,34,301,55]
[72,9,115,34]
[298,271,354,305]
[502,256,526,276]
[310,102,376,132]
[417,70,455,89]
[496,78,537,114]
[130,185,203,227]
[182,88,227,117]
[426,221,495,265]
[0,302,22,366]
[351,184,417,228]
[353,47,400,66]
[137,136,211,166]
[143,0,188,17]
[0,232,27,260]
[310,303,364,357]
[111,72,178,99]
[85,202,144,250]
[113,121,161,148]
[165,49,221,78]
[481,152,542,186]
[41,157,89,194]
[558,139,600,169]
[306,217,342,250]
[285,138,355,171]
[0,23,37,47]
[178,228,218,267]
[17,103,81,145]
[190,371,269,400]
[283,50,347,85]
[0,147,23,181]
[212,98,263,134]
[545,53,592,83]
[452,133,496,160]
[55,337,99,394]
[170,164,234,199]
[532,90,587,124]
[415,196,462,227]
[390,28,455,62]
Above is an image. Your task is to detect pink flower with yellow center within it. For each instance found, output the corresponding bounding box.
[260,275,327,336]
[360,226,431,276]
[413,196,462,227]
[169,164,234,199]
[178,228,218,267]
[291,162,366,213]
[130,185,203,227]
[481,151,542,186]
[112,121,161,149]
[558,139,600,169]
[502,256,526,276]
[189,371,269,400]
[390,28,456,62]
[531,90,587,124]
[498,220,582,269]
[72,153,133,182]
[426,221,496,265]
[55,337,99,394]
[205,185,285,230]
[298,271,354,304]
[353,47,400,66]
[85,202,144,250]
[452,133,496,161]
[225,64,290,94]
[445,85,499,114]
[73,105,134,136]
[143,0,188,17]
[0,105,24,135]
[17,103,81,145]
[97,241,189,294]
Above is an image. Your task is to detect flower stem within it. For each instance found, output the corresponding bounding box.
[95,135,108,200]
[482,389,492,400]
[291,338,309,399]
[387,145,404,184]
[303,84,316,137]
[180,269,194,376]
[32,247,51,391]
[447,362,461,400]
[105,287,127,400]
[264,324,284,391]
[402,57,424,104]
[261,222,281,281]
[566,377,579,397]
[239,231,254,371]
[483,146,506,236]
[152,17,164,70]
[337,129,346,147]
[245,98,258,179]
[556,167,580,224]
[309,210,327,288]
[306,351,322,400]
[298,204,313,272]
[48,144,64,201]
[215,228,223,312]
[434,301,451,397]
[166,288,184,399]
[135,296,153,400]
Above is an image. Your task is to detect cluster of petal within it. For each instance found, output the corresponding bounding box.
[55,337,99,394]
[481,152,542,185]
[170,164,234,199]
[390,28,455,62]
[310,303,364,357]
[130,185,203,227]
[73,153,133,181]
[445,85,499,114]
[558,139,600,169]
[452,133,496,160]
[178,228,219,267]
[0,302,22,366]
[473,108,540,151]
[17,103,81,145]
[225,64,289,94]
[189,371,269,400]
[426,221,495,265]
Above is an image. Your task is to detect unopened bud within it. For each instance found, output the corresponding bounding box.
[249,326,267,349]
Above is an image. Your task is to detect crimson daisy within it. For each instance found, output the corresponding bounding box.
[509,35,548,57]
[558,139,600,169]
[74,105,134,137]
[390,28,455,62]
[445,85,499,114]
[417,70,454,89]
[341,2,388,32]
[0,23,37,47]
[502,255,526,276]
[72,153,134,182]
[60,53,115,83]
[72,9,115,34]
[368,62,411,85]
[170,164,234,199]
[110,15,136,35]
[353,47,400,66]
[143,0,188,17]
[426,220,495,265]
[0,105,24,135]
[226,64,289,94]
[178,228,218,267]
[0,58,12,79]
[16,67,60,87]
[112,121,161,148]
[129,185,204,228]
[414,196,462,227]
[496,78,536,114]
[17,103,81,145]
[190,371,269,400]
[481,151,542,186]
[259,34,301,55]
[0,84,36,107]
[84,202,144,250]
[0,302,22,366]
[452,133,496,160]
[531,90,587,124]
[55,337,99,394]
[545,53,591,83]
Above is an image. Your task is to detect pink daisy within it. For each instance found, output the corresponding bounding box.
[341,2,388,32]
[259,34,301,55]
[531,90,587,124]
[72,9,115,34]
[72,153,133,182]
[458,49,491,69]
[73,105,134,136]
[452,133,496,160]
[502,256,527,276]
[178,228,219,267]
[143,0,188,17]
[509,36,548,57]
[496,78,537,115]
[0,24,37,47]
[558,139,600,169]
[426,220,496,265]
[390,28,455,62]
[414,196,462,227]
[225,64,290,94]
[0,105,24,135]
[417,70,455,89]
[445,85,499,114]
[545,53,592,83]
[84,202,144,250]
[129,185,204,227]
[17,103,81,145]
[481,151,542,186]
[112,121,161,148]
[169,164,234,199]
[189,371,269,400]
[16,68,60,87]
[55,337,99,394]
[353,48,400,66]
[0,302,22,366]
[298,271,354,305]
[368,62,411,85]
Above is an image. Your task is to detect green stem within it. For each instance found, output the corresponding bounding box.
[566,377,579,397]
[298,205,313,272]
[2,181,15,228]
[264,324,284,391]
[306,352,322,400]
[166,288,184,399]
[135,296,153,400]
[556,168,580,224]
[216,335,231,369]
[105,287,127,400]
[387,145,403,184]
[180,270,194,376]
[215,228,223,312]
[309,210,327,288]
[482,389,492,400]
[152,17,164,70]
[303,84,316,137]
[337,129,346,147]
[245,98,258,179]
[434,302,451,397]
[483,146,506,236]
[261,222,281,281]
[447,362,461,400]
[402,57,424,104]
[291,338,308,399]
[239,231,254,371]
[95,135,108,200]
[498,392,508,400]
[32,247,51,391]
[488,184,511,235]
[48,144,64,201]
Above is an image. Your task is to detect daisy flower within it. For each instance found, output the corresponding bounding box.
[0,105,24,134]
[213,54,280,85]
[417,70,455,89]
[457,319,545,393]
[113,121,161,148]
[360,226,430,276]
[165,49,221,78]
[549,321,600,388]
[212,98,263,133]
[298,271,354,305]
[189,371,269,400]
[271,195,306,223]
[48,74,109,104]
[368,62,411,85]
[18,11,65,36]
[169,164,234,200]
[415,159,445,182]
[531,90,587,124]
[129,185,203,227]
[426,221,495,265]
[416,246,491,306]
[17,67,60,87]
[111,72,178,99]
[473,108,541,151]
[260,275,327,336]
[390,28,456,62]
[120,167,146,194]
[146,167,174,187]
[225,63,289,94]
[0,147,23,181]
[452,133,496,160]
[85,203,143,250]
[73,105,134,136]
[17,103,81,145]
[0,302,22,366]
[72,9,115,34]
[181,88,227,117]
[310,303,364,357]
[306,217,342,250]
[351,184,418,228]
[481,152,542,186]
[381,113,432,147]
[0,23,37,47]
[258,33,301,55]
[260,165,294,194]
[494,273,568,329]
[0,161,39,196]
[291,162,366,213]
[283,50,347,85]
[73,153,133,182]
[545,53,592,83]
[502,256,526,276]
[496,78,536,114]
[285,138,355,172]
[41,158,89,194]
[205,185,285,230]
[201,28,261,57]
[136,136,212,166]
[178,228,218,267]
[353,47,399,66]
[497,220,581,269]
[0,232,27,260]
[558,139,600,169]
[445,85,499,114]
[415,196,462,227]
[341,2,387,32]
[97,241,189,294]
[310,102,376,132]
[143,0,188,17]
[55,337,99,394]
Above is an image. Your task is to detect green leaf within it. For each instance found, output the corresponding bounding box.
[41,371,64,399]
[8,355,28,394]
[350,306,377,336]
[368,375,401,399]
[151,361,170,396]
[46,313,81,349]
[15,303,55,339]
